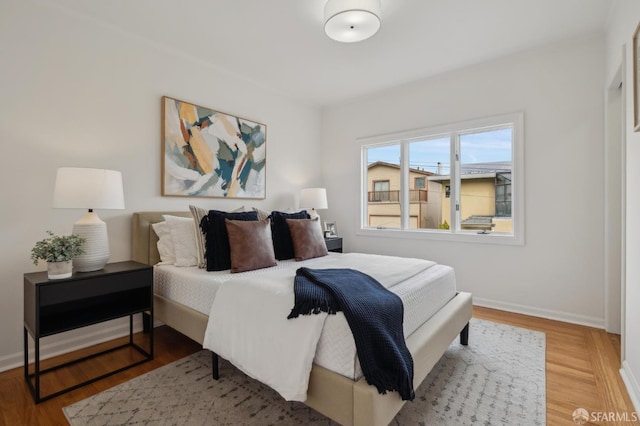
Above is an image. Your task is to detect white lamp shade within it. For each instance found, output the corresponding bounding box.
[300,188,328,210]
[324,0,381,43]
[53,167,125,210]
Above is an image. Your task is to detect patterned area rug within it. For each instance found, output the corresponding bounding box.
[63,318,545,425]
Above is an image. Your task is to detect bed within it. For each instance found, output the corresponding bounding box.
[132,211,473,426]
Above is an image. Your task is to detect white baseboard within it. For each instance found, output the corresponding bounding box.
[0,317,145,373]
[621,361,640,414]
[473,297,605,329]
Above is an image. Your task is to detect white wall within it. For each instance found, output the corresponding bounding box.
[321,35,605,326]
[0,0,621,390]
[605,0,640,412]
[0,0,322,370]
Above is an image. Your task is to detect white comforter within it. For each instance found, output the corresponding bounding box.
[202,253,435,401]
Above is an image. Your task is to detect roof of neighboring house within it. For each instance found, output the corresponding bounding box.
[368,161,435,176]
[428,161,512,182]
[459,161,512,174]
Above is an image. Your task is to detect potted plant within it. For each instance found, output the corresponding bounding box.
[31,231,86,279]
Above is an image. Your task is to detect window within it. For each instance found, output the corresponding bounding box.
[366,145,400,228]
[361,113,523,244]
[372,180,391,201]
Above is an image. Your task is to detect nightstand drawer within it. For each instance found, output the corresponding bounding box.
[38,269,151,306]
[38,286,152,336]
[324,237,343,253]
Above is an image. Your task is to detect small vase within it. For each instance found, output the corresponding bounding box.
[47,260,72,279]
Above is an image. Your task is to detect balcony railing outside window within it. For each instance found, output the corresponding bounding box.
[368,190,427,202]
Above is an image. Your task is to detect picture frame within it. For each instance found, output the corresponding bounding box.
[324,221,337,236]
[634,22,640,131]
[161,96,267,198]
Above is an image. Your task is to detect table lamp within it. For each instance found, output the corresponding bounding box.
[53,167,125,272]
[299,188,328,222]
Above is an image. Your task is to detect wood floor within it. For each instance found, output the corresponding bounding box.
[0,307,636,425]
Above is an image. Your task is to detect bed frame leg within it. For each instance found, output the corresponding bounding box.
[211,352,219,380]
[460,322,469,345]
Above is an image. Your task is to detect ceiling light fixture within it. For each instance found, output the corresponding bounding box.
[324,0,381,43]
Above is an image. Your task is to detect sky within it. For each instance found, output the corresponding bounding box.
[367,128,512,175]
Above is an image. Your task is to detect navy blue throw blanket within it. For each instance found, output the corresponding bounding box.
[288,267,415,401]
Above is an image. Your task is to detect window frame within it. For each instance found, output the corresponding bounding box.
[358,112,524,245]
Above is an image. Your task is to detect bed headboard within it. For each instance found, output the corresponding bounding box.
[132,211,192,265]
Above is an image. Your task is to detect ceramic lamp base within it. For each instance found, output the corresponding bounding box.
[72,211,110,272]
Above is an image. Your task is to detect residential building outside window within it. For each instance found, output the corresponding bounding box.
[360,113,523,244]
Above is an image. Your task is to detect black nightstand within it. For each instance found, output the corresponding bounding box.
[23,261,153,403]
[324,236,343,253]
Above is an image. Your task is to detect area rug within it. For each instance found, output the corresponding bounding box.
[63,318,545,425]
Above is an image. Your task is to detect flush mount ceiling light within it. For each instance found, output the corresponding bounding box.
[324,0,381,43]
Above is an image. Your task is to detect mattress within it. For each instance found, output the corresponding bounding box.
[315,263,456,379]
[154,253,456,380]
[153,257,304,315]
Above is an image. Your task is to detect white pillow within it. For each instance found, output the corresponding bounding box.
[163,215,198,267]
[151,221,176,265]
[252,206,269,221]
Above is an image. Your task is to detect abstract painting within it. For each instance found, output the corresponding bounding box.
[162,96,266,198]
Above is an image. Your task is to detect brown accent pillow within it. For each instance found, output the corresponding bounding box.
[225,219,277,273]
[286,218,329,261]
